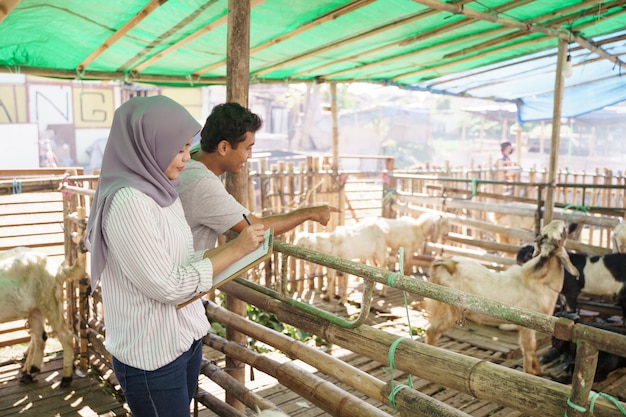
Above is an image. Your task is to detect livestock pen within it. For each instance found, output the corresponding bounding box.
[1,159,626,417]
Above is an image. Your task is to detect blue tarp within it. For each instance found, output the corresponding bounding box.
[405,30,626,122]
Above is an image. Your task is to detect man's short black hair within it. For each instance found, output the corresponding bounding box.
[501,141,513,152]
[200,102,262,153]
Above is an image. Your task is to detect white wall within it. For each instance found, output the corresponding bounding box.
[0,124,39,168]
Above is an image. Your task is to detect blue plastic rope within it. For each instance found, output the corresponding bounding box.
[12,179,22,194]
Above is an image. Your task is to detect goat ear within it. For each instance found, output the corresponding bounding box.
[556,247,579,277]
[432,257,456,274]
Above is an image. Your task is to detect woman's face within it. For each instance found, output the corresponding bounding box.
[165,138,192,180]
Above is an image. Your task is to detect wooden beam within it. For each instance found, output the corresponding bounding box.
[321,0,591,81]
[77,0,166,72]
[135,0,265,74]
[0,0,21,24]
[224,0,251,411]
[410,0,626,70]
[308,0,532,78]
[194,0,375,76]
[390,2,622,83]
[0,65,228,85]
[543,39,567,224]
[250,1,450,78]
[428,6,626,89]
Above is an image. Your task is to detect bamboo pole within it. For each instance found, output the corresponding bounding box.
[204,333,394,417]
[204,300,471,416]
[0,177,61,195]
[220,280,626,417]
[402,194,620,228]
[225,0,252,409]
[544,39,567,224]
[270,242,626,358]
[566,340,600,417]
[199,359,277,412]
[195,388,247,417]
[330,82,339,173]
[423,242,516,267]
[409,0,624,69]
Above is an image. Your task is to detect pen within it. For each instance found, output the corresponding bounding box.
[243,213,252,225]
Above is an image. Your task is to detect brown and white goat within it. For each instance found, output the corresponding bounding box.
[293,221,387,303]
[0,247,84,387]
[424,220,579,375]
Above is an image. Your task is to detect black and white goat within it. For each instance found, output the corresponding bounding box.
[541,312,626,383]
[517,244,626,318]
[0,247,84,387]
[424,220,579,375]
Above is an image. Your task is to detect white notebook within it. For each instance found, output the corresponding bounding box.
[177,228,273,309]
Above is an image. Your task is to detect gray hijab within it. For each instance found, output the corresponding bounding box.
[85,95,201,289]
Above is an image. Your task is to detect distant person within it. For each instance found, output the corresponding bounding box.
[177,102,339,252]
[85,137,108,174]
[495,141,515,195]
[40,140,58,167]
[85,96,265,417]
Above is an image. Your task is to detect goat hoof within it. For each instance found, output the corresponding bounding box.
[29,365,41,374]
[19,373,36,385]
[60,376,73,388]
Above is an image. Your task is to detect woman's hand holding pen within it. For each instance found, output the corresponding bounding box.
[233,222,265,256]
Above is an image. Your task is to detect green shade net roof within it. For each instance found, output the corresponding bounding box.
[1,0,625,121]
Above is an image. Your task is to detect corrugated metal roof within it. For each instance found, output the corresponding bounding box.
[1,0,625,121]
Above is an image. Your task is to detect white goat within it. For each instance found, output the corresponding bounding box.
[424,220,579,375]
[613,221,626,254]
[293,221,387,303]
[364,213,450,275]
[0,247,84,387]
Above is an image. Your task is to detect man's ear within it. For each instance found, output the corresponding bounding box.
[218,140,229,155]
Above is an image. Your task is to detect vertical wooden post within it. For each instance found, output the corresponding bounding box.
[77,206,89,372]
[565,340,599,417]
[543,38,568,225]
[382,157,396,218]
[330,82,339,173]
[224,0,250,410]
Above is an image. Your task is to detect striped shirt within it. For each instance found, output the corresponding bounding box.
[101,187,212,370]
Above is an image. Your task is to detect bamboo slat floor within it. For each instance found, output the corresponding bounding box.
[0,355,129,416]
[1,280,625,417]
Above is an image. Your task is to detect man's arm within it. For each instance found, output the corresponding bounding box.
[230,205,340,235]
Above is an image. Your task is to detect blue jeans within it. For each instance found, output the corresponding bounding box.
[112,339,203,417]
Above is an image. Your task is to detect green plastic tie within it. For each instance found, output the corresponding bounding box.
[388,383,409,411]
[589,391,626,415]
[563,204,589,223]
[565,390,626,416]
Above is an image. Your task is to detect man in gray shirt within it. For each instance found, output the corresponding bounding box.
[177,102,338,251]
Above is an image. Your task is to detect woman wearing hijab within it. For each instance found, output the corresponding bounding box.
[86,95,265,417]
